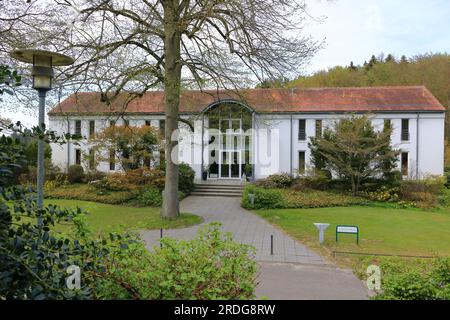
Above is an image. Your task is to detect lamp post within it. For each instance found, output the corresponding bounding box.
[10,49,74,208]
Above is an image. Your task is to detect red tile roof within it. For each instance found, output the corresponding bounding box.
[48,86,445,115]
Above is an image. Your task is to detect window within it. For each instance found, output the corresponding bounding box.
[315,120,322,138]
[401,119,409,141]
[109,149,115,171]
[298,119,306,141]
[401,152,408,176]
[75,120,81,136]
[89,149,95,170]
[160,119,165,136]
[109,120,116,127]
[75,149,81,165]
[145,120,151,126]
[298,151,306,174]
[89,120,95,137]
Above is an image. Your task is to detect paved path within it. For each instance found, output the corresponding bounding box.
[140,196,368,299]
[141,196,327,265]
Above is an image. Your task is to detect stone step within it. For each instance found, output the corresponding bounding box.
[190,192,243,198]
[193,188,243,194]
[194,184,245,190]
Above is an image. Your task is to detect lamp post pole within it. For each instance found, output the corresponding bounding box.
[10,49,74,209]
[37,89,48,208]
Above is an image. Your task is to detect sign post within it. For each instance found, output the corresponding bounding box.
[336,225,359,244]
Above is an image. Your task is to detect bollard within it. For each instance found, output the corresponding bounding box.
[160,228,163,248]
[248,193,255,206]
[313,223,330,244]
[270,235,274,255]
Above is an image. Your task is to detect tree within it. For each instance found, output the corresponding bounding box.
[309,115,399,195]
[0,0,320,219]
[90,125,160,172]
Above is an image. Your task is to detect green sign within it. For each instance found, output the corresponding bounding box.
[336,225,359,244]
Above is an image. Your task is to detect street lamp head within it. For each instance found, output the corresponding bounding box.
[10,49,74,90]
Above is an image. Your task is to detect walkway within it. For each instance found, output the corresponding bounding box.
[140,196,369,299]
[141,196,326,265]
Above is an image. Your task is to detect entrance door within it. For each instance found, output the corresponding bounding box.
[219,150,241,179]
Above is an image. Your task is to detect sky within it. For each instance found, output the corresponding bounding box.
[303,0,450,73]
[2,0,450,127]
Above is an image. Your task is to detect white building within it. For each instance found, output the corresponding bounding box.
[48,86,445,180]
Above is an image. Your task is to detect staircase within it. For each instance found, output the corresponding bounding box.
[191,183,244,197]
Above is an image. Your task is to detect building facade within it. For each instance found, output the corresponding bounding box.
[48,86,446,180]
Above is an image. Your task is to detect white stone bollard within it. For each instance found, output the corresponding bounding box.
[313,223,330,244]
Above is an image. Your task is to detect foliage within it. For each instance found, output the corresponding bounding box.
[91,168,166,192]
[398,176,445,209]
[90,125,160,171]
[67,164,85,184]
[136,187,163,207]
[0,186,112,299]
[0,65,21,97]
[309,115,398,195]
[242,185,284,209]
[243,185,365,209]
[94,223,257,300]
[363,186,400,202]
[367,258,450,300]
[255,173,294,189]
[0,135,27,187]
[23,140,52,167]
[291,169,332,191]
[178,163,195,194]
[46,184,137,205]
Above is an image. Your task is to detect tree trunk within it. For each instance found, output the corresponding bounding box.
[161,0,181,219]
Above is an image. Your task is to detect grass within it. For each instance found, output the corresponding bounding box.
[254,206,450,264]
[45,199,202,235]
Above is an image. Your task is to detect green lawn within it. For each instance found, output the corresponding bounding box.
[45,199,202,235]
[255,206,450,259]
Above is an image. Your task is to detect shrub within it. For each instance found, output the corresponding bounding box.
[178,163,195,194]
[243,185,366,209]
[46,184,137,205]
[68,164,85,184]
[399,177,445,208]
[137,187,163,207]
[371,258,450,300]
[292,170,332,191]
[255,173,294,189]
[94,223,257,299]
[92,168,166,192]
[84,170,106,183]
[0,185,114,299]
[242,185,284,209]
[363,186,399,202]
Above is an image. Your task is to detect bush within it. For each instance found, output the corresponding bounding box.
[94,223,257,299]
[178,163,195,194]
[91,168,165,192]
[292,170,332,191]
[68,164,85,184]
[370,258,450,300]
[242,185,284,209]
[363,186,399,202]
[243,185,366,209]
[0,185,115,299]
[255,173,294,189]
[399,176,445,208]
[46,184,138,205]
[84,170,106,183]
[137,187,163,207]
